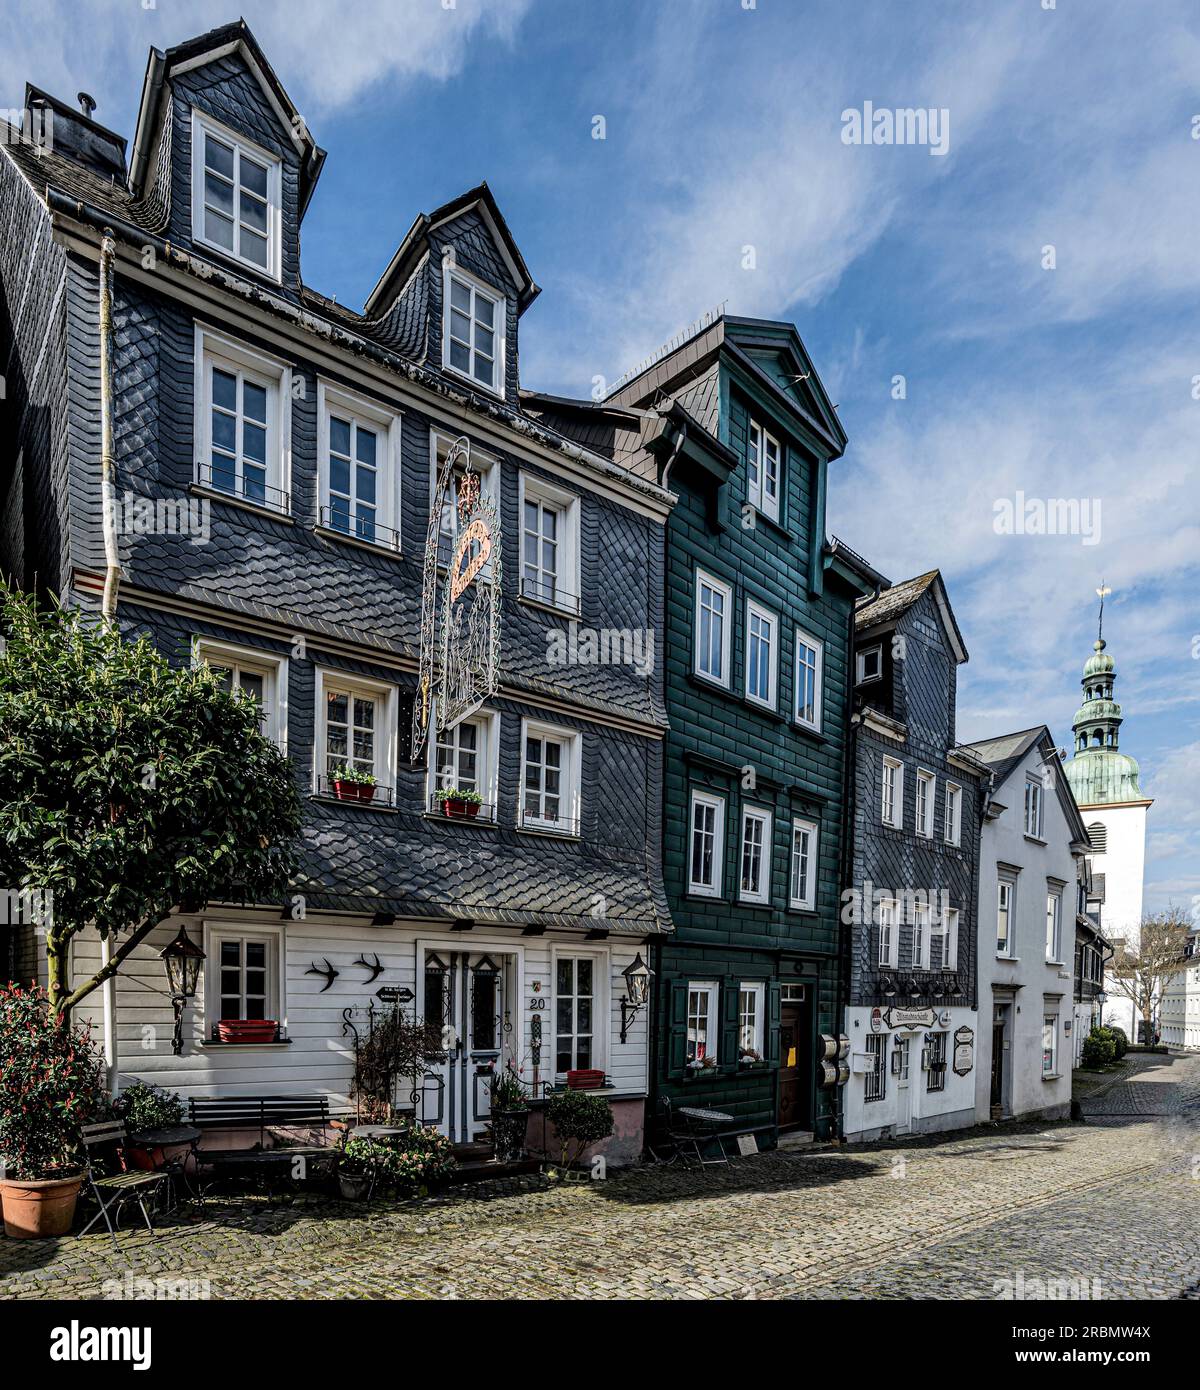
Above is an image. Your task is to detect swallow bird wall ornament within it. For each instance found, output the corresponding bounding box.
[355,952,385,983]
[306,958,339,992]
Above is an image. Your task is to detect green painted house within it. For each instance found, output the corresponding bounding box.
[606,313,879,1142]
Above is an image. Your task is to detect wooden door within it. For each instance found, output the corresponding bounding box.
[990,1023,1005,1107]
[778,1002,810,1131]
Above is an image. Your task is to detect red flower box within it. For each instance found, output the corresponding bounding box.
[566,1068,605,1091]
[217,1019,278,1044]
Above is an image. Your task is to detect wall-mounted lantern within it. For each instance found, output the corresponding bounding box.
[619,952,655,1043]
[159,925,205,1056]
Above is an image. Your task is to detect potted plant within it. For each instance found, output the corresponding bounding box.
[216,1018,278,1044]
[0,983,107,1238]
[336,1134,383,1200]
[440,786,483,819]
[489,1066,530,1160]
[114,1082,185,1170]
[331,765,377,803]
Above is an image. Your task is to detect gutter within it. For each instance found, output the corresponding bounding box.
[98,229,122,623]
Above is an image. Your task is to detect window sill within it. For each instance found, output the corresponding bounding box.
[685,890,726,903]
[515,824,581,842]
[518,593,582,621]
[746,507,795,544]
[423,810,499,830]
[1042,1073,1062,1082]
[193,237,284,288]
[787,903,818,916]
[682,1067,722,1082]
[441,360,505,402]
[191,483,293,525]
[790,722,826,744]
[1024,834,1048,846]
[745,696,782,720]
[310,792,397,815]
[200,1039,292,1049]
[313,524,403,560]
[996,954,1019,963]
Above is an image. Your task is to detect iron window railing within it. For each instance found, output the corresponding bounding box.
[518,807,581,837]
[520,575,582,615]
[865,1033,887,1102]
[925,1032,947,1092]
[319,505,402,552]
[197,463,291,516]
[426,793,498,824]
[315,773,394,808]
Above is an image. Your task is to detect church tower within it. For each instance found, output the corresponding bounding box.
[1064,590,1152,1041]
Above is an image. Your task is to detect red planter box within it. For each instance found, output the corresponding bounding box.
[566,1069,605,1091]
[217,1019,278,1044]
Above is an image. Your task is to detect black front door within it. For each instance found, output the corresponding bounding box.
[990,1023,1005,1107]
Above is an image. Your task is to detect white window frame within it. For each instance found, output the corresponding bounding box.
[317,380,402,551]
[1024,776,1044,838]
[313,668,397,801]
[745,599,778,710]
[794,628,824,732]
[738,981,766,1060]
[944,782,962,847]
[428,705,500,816]
[1045,886,1063,963]
[686,980,719,1066]
[694,570,732,688]
[202,921,284,1034]
[856,643,883,684]
[789,817,818,911]
[881,756,904,829]
[878,897,898,967]
[442,262,506,397]
[193,637,288,752]
[913,900,932,969]
[190,109,282,280]
[688,790,726,897]
[1042,1013,1059,1076]
[517,472,581,614]
[430,429,500,581]
[551,947,607,1077]
[997,876,1016,957]
[915,770,935,839]
[931,904,959,971]
[194,324,291,514]
[518,718,581,835]
[738,806,772,905]
[747,419,781,521]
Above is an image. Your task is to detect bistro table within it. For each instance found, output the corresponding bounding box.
[128,1125,203,1203]
[675,1106,735,1166]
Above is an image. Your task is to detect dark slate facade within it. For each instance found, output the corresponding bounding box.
[842,571,986,1141]
[0,20,673,1152]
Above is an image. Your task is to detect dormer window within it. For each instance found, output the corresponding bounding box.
[191,111,281,279]
[747,421,781,521]
[443,265,504,395]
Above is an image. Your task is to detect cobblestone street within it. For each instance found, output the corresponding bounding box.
[2,1053,1196,1301]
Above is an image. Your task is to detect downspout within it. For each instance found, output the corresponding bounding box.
[98,229,122,624]
[100,935,117,1096]
[835,598,859,1143]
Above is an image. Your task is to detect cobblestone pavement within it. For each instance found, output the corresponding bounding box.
[2,1053,1196,1301]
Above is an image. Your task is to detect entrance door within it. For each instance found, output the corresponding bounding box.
[990,1023,1005,1109]
[778,986,812,1131]
[420,950,511,1143]
[894,1035,912,1135]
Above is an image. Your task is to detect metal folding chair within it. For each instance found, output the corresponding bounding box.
[79,1122,171,1250]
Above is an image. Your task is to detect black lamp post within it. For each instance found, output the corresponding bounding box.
[619,952,654,1043]
[159,926,205,1056]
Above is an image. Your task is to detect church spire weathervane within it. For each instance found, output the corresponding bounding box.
[1095,582,1112,645]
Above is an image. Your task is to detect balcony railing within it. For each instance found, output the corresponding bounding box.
[319,505,402,552]
[197,464,291,516]
[520,575,582,616]
[315,773,395,808]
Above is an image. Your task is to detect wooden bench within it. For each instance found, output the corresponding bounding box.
[188,1095,334,1185]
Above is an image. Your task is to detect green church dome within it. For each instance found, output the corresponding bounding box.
[1067,632,1146,804]
[1083,641,1114,677]
[1065,748,1144,806]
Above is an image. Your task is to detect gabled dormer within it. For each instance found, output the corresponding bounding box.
[127,20,325,297]
[363,183,539,408]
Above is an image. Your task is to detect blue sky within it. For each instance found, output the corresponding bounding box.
[5,0,1198,916]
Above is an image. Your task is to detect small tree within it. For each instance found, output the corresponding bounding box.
[0,588,303,1017]
[1080,1027,1116,1070]
[546,1090,614,1168]
[1107,909,1192,1038]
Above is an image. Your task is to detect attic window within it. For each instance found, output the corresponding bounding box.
[856,643,883,684]
[191,111,281,279]
[442,266,504,395]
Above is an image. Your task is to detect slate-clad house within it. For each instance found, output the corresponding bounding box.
[529,315,877,1142]
[842,571,986,1143]
[0,21,675,1157]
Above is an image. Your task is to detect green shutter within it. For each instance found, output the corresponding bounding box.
[668,981,689,1077]
[766,981,782,1064]
[721,980,739,1068]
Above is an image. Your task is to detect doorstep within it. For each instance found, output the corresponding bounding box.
[776,1130,815,1151]
[447,1157,542,1184]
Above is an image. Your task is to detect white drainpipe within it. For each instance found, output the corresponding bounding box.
[98,229,122,624]
[100,934,117,1095]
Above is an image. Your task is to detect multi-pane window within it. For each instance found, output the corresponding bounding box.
[1024,777,1044,837]
[686,982,718,1065]
[522,496,561,605]
[913,901,931,969]
[433,717,481,792]
[1042,1015,1058,1075]
[916,770,935,838]
[689,792,725,896]
[208,363,270,503]
[695,572,731,685]
[521,730,570,830]
[790,819,818,911]
[944,783,962,846]
[747,420,780,520]
[435,446,496,571]
[882,757,903,828]
[894,1036,910,1082]
[794,629,823,730]
[444,270,501,392]
[997,879,1014,955]
[738,982,765,1059]
[865,1033,887,1102]
[214,934,274,1023]
[324,685,376,780]
[878,898,898,967]
[931,906,959,971]
[856,644,882,683]
[194,115,278,274]
[926,1031,947,1092]
[204,651,277,744]
[555,955,594,1074]
[739,808,771,904]
[745,601,777,708]
[326,413,379,542]
[1045,888,1062,962]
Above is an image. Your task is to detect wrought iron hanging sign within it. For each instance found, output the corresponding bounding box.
[412,436,503,763]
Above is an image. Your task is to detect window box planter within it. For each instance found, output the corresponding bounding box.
[442,797,481,819]
[566,1068,606,1091]
[216,1019,278,1044]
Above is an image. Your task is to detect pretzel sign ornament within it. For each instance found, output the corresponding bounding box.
[412,436,502,763]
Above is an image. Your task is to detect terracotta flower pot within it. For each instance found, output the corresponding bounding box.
[217,1018,278,1044]
[0,1174,83,1239]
